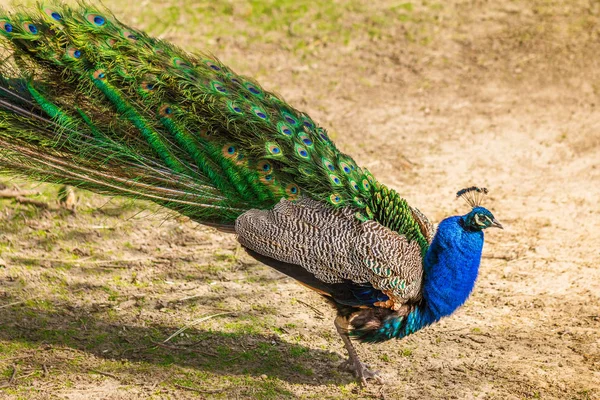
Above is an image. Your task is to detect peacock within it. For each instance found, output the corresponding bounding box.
[0,3,503,385]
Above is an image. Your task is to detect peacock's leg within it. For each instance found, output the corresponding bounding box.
[334,315,384,386]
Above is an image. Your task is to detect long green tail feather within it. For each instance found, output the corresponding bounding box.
[0,2,429,254]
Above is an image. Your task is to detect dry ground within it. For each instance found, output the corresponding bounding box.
[0,0,599,398]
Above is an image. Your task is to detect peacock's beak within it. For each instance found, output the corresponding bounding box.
[491,218,503,229]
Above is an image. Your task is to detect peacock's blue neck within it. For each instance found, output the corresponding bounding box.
[399,215,484,336]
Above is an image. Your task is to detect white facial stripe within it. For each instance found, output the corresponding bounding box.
[474,214,491,227]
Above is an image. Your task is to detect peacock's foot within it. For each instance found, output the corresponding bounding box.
[339,358,384,386]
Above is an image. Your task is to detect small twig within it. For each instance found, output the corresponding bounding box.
[296,299,324,317]
[225,353,245,363]
[174,383,229,394]
[9,364,17,384]
[482,254,514,260]
[14,197,55,210]
[42,364,49,377]
[89,369,120,380]
[0,190,58,209]
[461,334,486,344]
[150,340,187,351]
[0,300,28,309]
[0,189,39,198]
[14,371,36,381]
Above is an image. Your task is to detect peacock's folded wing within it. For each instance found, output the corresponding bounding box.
[236,198,424,308]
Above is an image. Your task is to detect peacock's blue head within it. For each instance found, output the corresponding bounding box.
[457,187,503,231]
[463,206,502,231]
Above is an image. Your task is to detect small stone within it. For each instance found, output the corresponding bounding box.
[260,374,268,380]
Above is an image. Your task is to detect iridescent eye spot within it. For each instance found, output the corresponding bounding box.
[246,84,261,95]
[228,101,243,114]
[303,120,314,129]
[93,69,106,80]
[23,23,38,34]
[123,31,138,41]
[295,144,310,159]
[253,108,267,119]
[260,174,274,185]
[330,174,341,185]
[87,14,106,26]
[340,162,351,174]
[231,78,240,85]
[158,104,174,118]
[141,81,155,92]
[362,179,370,190]
[257,160,272,174]
[285,116,296,125]
[1,22,13,33]
[277,123,292,136]
[204,61,221,71]
[329,194,342,205]
[222,143,238,158]
[211,81,227,94]
[285,183,300,197]
[67,48,82,59]
[353,196,365,207]
[320,132,329,141]
[350,180,359,191]
[302,137,313,146]
[44,9,62,21]
[266,142,283,157]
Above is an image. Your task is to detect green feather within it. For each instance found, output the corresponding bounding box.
[0,3,430,248]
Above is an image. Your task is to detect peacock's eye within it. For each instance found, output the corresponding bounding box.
[474,214,485,226]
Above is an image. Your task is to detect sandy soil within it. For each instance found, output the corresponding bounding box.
[0,0,599,399]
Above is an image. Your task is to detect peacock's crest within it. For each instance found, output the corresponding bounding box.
[456,186,489,208]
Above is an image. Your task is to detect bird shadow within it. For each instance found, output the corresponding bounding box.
[0,298,353,386]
